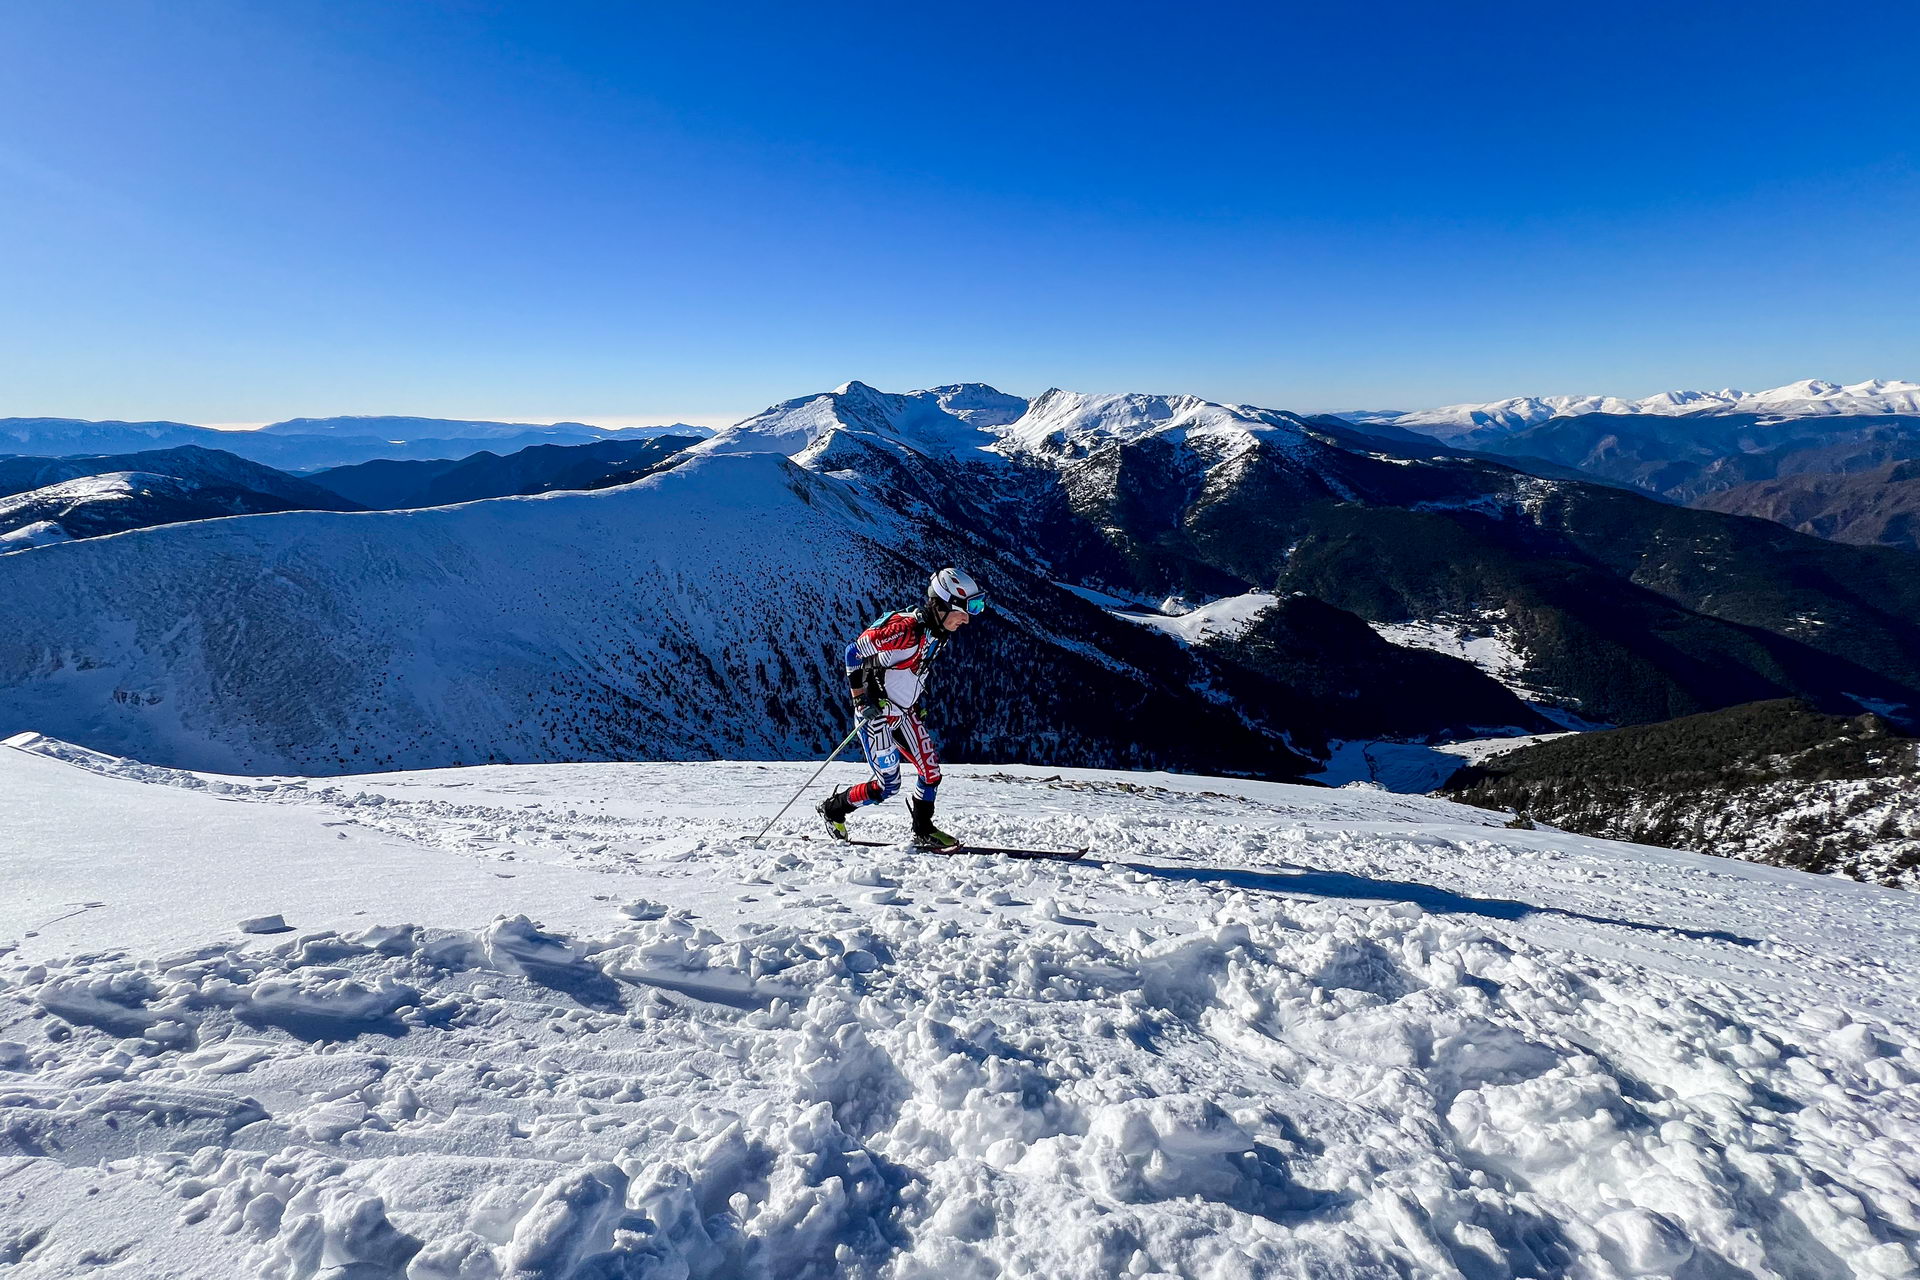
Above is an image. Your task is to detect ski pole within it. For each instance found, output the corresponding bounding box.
[750,723,862,845]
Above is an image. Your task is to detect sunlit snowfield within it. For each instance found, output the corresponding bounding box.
[3,733,1917,1279]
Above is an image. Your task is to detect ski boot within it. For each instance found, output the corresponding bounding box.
[908,797,961,852]
[817,792,852,842]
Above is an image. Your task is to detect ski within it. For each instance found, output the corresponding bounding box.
[837,838,1088,861]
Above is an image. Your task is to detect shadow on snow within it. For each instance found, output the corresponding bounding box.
[1116,862,1764,949]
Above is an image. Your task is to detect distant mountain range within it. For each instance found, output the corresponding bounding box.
[7,380,1920,780]
[0,415,712,472]
[1347,378,1920,439]
[1337,379,1920,552]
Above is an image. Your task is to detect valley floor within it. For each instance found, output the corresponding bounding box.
[1,735,1917,1279]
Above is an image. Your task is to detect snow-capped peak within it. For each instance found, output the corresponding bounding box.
[1755,378,1842,401]
[995,388,1312,460]
[921,382,1029,427]
[693,381,1022,460]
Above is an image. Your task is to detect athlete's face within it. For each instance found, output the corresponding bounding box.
[940,605,970,632]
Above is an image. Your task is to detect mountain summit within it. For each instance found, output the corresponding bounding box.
[693,381,1015,458]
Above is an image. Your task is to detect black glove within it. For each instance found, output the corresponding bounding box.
[852,660,886,709]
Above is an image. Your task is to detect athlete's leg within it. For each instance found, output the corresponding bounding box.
[892,711,943,804]
[893,712,952,844]
[843,712,903,808]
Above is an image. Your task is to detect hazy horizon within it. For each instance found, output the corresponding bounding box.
[12,369,1920,433]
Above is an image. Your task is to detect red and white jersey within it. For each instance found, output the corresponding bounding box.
[846,610,942,710]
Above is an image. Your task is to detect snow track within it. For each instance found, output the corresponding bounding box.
[2,741,1918,1278]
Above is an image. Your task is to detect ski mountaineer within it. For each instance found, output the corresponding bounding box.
[817,567,988,850]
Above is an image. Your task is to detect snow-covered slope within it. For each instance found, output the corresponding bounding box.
[2,735,1916,1279]
[1361,608,1593,721]
[0,470,357,555]
[0,470,186,521]
[0,452,908,772]
[693,382,1331,471]
[1110,592,1280,644]
[920,382,1029,427]
[1353,378,1920,440]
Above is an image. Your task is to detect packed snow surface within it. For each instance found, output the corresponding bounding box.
[3,735,1918,1279]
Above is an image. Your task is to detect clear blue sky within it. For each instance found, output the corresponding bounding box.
[3,0,1917,426]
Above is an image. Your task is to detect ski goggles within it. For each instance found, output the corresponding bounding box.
[954,593,989,616]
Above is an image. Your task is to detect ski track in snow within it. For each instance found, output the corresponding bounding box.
[2,740,1918,1279]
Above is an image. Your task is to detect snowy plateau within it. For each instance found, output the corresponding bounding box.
[3,733,1919,1280]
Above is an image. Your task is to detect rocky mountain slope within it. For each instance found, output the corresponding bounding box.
[1693,459,1920,552]
[1409,410,1920,505]
[905,387,1920,729]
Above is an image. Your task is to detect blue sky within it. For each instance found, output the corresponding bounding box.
[3,0,1917,426]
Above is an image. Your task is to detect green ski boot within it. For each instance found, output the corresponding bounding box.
[908,797,960,852]
[817,793,851,842]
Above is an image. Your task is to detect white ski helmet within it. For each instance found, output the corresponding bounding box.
[927,566,987,617]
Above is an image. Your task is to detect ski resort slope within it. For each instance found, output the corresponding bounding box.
[2,736,1917,1279]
